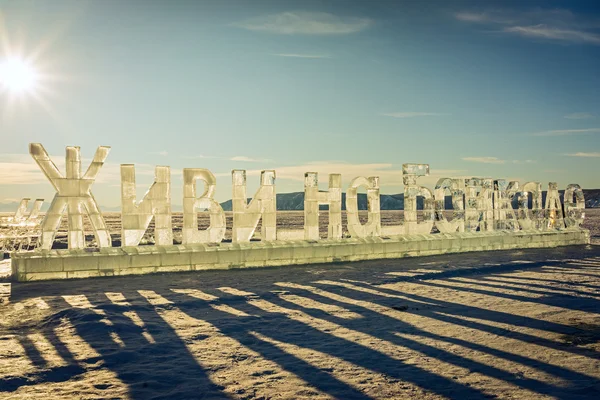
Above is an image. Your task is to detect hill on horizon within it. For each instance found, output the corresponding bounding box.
[1,189,598,214]
[220,189,600,211]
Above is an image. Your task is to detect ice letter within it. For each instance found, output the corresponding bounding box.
[516,182,543,230]
[493,180,519,231]
[346,176,381,238]
[121,165,172,246]
[304,172,342,240]
[434,178,465,233]
[182,168,226,244]
[464,178,494,232]
[402,164,434,235]
[543,182,565,230]
[30,143,111,250]
[564,184,585,228]
[231,170,276,242]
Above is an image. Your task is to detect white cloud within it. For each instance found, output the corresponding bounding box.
[217,161,464,189]
[272,53,331,59]
[381,112,448,118]
[565,152,600,157]
[230,156,274,163]
[454,11,515,24]
[462,156,505,164]
[233,11,373,35]
[148,151,168,156]
[532,128,600,136]
[512,159,536,164]
[0,152,159,186]
[564,112,595,119]
[454,12,490,23]
[462,157,536,164]
[503,25,600,44]
[182,154,220,160]
[455,8,600,45]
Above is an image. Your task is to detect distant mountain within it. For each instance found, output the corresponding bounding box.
[220,189,600,211]
[1,189,597,215]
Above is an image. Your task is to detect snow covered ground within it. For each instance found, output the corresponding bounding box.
[0,212,599,399]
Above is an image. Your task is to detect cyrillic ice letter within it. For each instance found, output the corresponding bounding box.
[231,170,276,242]
[182,168,226,244]
[564,184,585,228]
[434,178,464,233]
[346,176,381,238]
[543,182,565,229]
[30,143,111,250]
[402,164,434,235]
[304,172,342,240]
[493,180,519,231]
[517,182,543,230]
[121,165,172,246]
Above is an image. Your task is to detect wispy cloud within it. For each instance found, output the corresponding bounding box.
[148,151,168,156]
[454,11,515,24]
[565,152,600,157]
[565,112,595,119]
[381,112,448,118]
[462,157,535,164]
[532,128,600,136]
[182,154,220,160]
[455,8,600,45]
[503,25,600,44]
[0,153,162,187]
[462,156,506,164]
[230,156,274,163]
[233,11,373,35]
[272,53,331,59]
[217,161,464,188]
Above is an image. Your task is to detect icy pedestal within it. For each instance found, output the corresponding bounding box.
[11,228,591,282]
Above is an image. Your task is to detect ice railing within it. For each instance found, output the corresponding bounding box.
[5,143,587,253]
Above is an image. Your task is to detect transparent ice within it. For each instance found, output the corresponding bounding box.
[30,143,111,250]
[182,168,226,244]
[231,170,276,242]
[346,176,381,238]
[121,165,173,246]
[434,178,465,233]
[564,184,585,228]
[402,164,434,235]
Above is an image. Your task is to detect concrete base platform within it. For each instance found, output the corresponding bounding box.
[11,228,591,282]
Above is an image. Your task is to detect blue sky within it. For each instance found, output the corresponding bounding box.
[0,0,599,207]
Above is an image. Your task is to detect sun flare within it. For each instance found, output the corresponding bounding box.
[0,58,39,94]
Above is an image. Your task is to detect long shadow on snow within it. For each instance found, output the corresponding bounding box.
[263,280,600,399]
[159,288,491,399]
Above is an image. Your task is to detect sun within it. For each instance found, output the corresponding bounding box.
[0,58,39,94]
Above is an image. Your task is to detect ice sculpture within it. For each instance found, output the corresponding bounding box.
[480,178,494,231]
[402,164,434,235]
[121,165,172,246]
[0,198,44,253]
[306,172,342,240]
[30,143,111,250]
[564,184,585,228]
[182,168,226,244]
[463,178,494,232]
[346,176,381,237]
[434,178,465,233]
[277,172,342,240]
[493,180,519,231]
[543,182,565,229]
[231,170,276,242]
[6,198,43,226]
[516,182,543,230]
